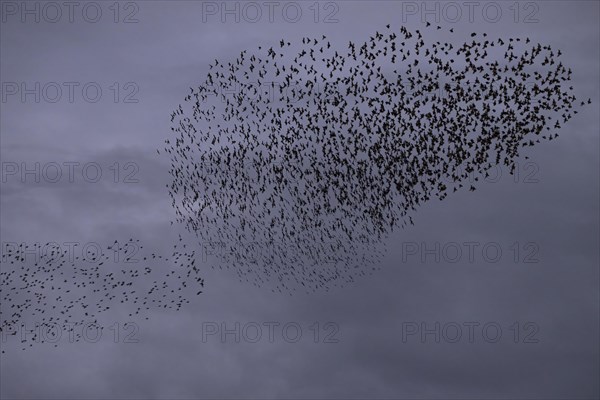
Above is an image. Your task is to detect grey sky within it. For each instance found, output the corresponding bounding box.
[1,1,598,399]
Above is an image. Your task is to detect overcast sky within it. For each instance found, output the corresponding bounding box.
[1,1,598,399]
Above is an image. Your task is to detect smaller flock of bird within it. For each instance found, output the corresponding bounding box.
[0,236,203,351]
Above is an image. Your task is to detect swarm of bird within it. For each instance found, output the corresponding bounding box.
[163,24,590,292]
[1,25,592,351]
[0,237,204,351]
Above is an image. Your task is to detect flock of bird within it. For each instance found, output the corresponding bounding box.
[1,23,590,350]
[0,237,203,351]
[164,23,589,292]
